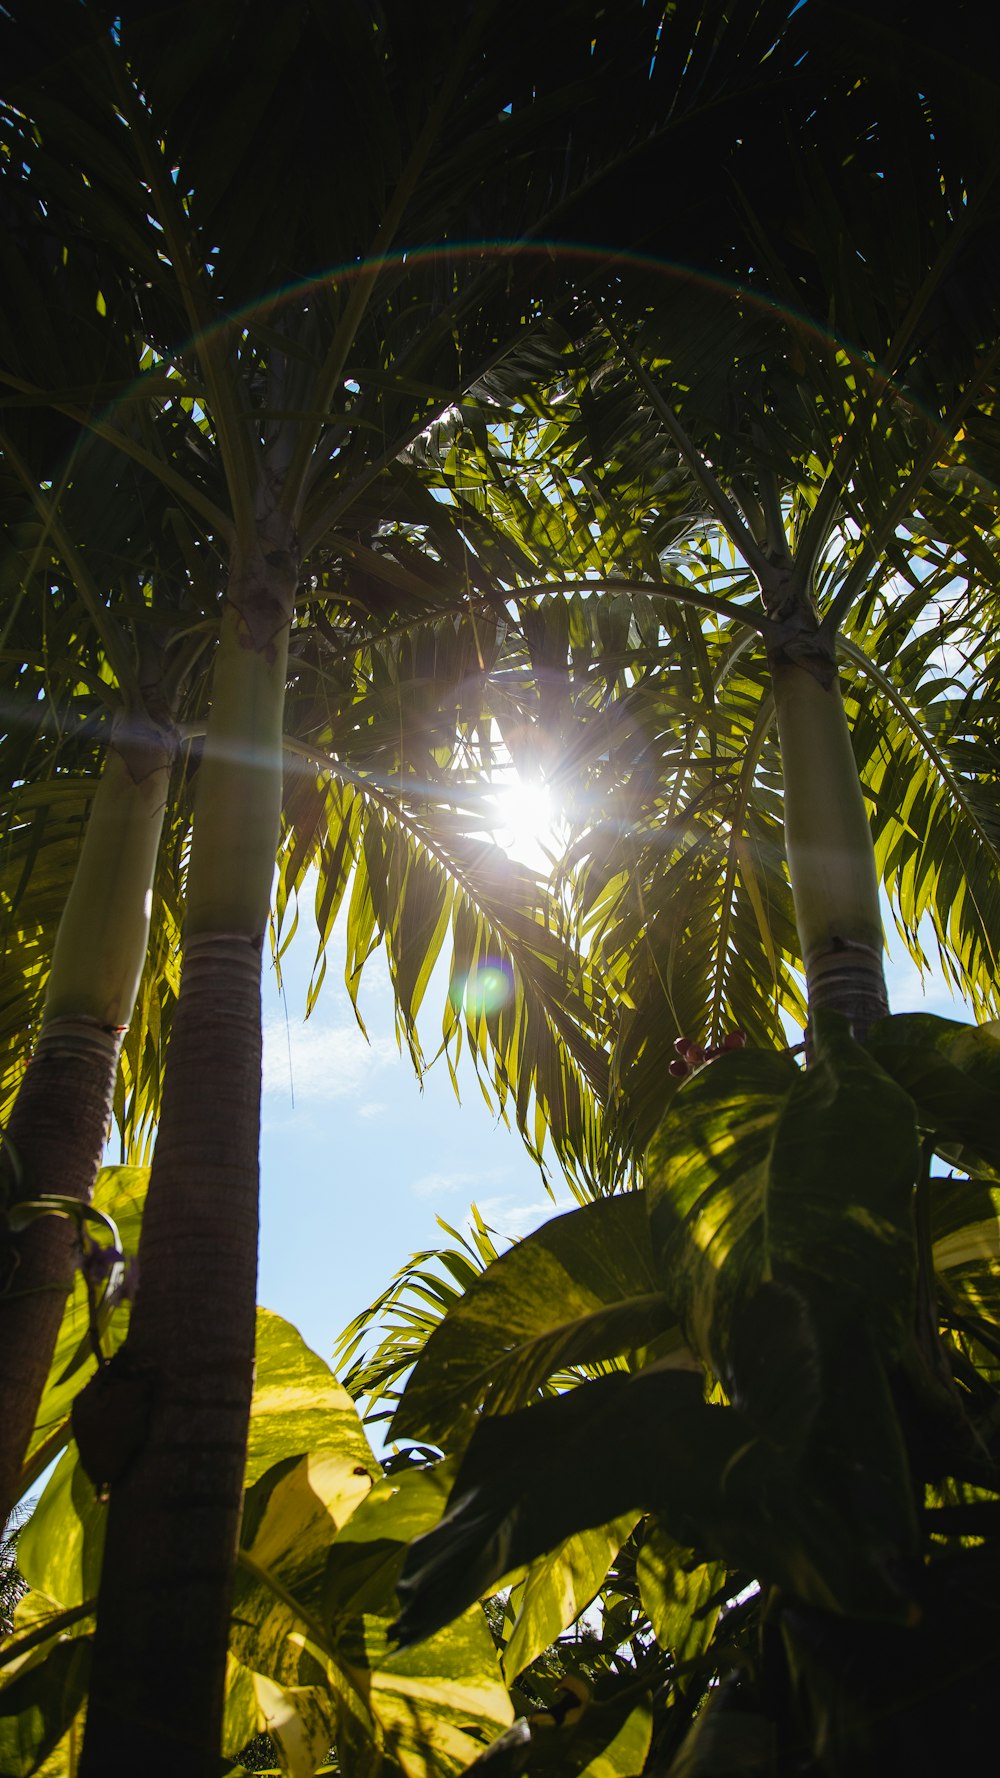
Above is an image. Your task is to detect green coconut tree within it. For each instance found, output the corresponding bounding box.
[397,67,1000,1148]
[6,3,995,1770]
[1,1,719,1765]
[0,411,193,1527]
[364,27,1000,1774]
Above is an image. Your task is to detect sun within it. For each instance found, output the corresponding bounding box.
[486,777,562,868]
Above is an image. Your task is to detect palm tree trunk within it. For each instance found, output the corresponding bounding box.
[768,646,888,1036]
[78,934,262,1771]
[0,715,175,1525]
[79,529,296,1777]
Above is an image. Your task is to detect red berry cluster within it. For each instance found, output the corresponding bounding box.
[669,1029,746,1078]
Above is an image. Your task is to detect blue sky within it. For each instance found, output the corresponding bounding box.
[256,886,974,1371]
[257,916,566,1366]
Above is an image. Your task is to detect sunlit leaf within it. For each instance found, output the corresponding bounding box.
[394,1193,682,1448]
[503,1517,640,1680]
[635,1527,726,1668]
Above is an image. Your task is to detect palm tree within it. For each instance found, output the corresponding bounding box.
[370,23,1000,1772]
[7,2,994,1767]
[0,284,193,1523]
[2,2,711,1764]
[398,46,1000,1145]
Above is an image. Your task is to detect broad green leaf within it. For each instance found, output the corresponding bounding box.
[723,1283,820,1457]
[455,1717,533,1776]
[370,1615,514,1778]
[246,1309,380,1487]
[227,1346,386,1772]
[763,1018,920,1576]
[929,1174,1000,1327]
[220,1654,260,1775]
[250,1670,338,1778]
[866,1013,1000,1178]
[394,1194,682,1448]
[22,1165,149,1494]
[766,1012,919,1353]
[635,1527,725,1668]
[458,1684,654,1778]
[3,1452,100,1756]
[0,1640,91,1778]
[15,1444,105,1616]
[29,1711,87,1778]
[0,1601,95,1682]
[329,1468,514,1777]
[574,1697,653,1778]
[230,1457,382,1773]
[646,1050,799,1368]
[239,1450,378,1627]
[503,1516,640,1679]
[648,1018,919,1370]
[323,1463,458,1626]
[233,1459,513,1778]
[10,1307,379,1756]
[394,1368,905,1648]
[16,1307,378,1643]
[491,1690,654,1778]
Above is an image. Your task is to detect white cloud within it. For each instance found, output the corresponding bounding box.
[410,1164,511,1201]
[357,1101,388,1121]
[262,1014,398,1105]
[475,1193,574,1242]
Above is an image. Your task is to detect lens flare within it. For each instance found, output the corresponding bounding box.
[451,959,514,1018]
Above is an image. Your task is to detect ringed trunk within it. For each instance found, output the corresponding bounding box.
[0,713,176,1525]
[769,653,888,1036]
[79,531,296,1776]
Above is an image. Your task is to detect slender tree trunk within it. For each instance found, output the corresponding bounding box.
[768,639,889,1037]
[79,524,296,1777]
[0,715,175,1524]
[79,936,262,1769]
